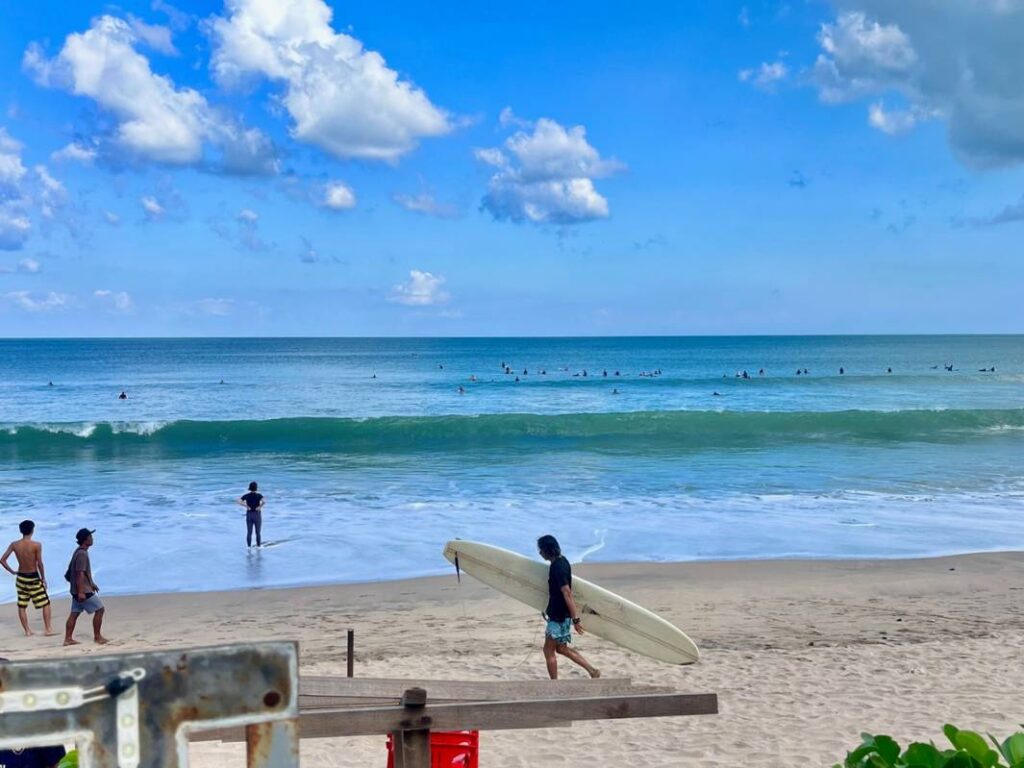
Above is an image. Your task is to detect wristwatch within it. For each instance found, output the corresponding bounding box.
[572,617,581,625]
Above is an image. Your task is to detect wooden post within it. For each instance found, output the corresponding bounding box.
[346,629,354,678]
[391,687,430,768]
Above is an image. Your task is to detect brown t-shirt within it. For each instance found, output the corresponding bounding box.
[69,548,95,596]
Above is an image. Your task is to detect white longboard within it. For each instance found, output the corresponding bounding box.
[442,539,699,665]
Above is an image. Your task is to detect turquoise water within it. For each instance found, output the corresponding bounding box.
[0,336,1022,601]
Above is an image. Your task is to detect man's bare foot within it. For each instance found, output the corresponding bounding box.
[24,629,34,637]
[63,637,80,646]
[44,630,58,636]
[94,636,110,645]
[589,668,601,679]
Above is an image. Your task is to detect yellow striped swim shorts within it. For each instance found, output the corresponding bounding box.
[16,571,50,609]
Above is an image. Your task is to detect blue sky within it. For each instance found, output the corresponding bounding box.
[1,0,1022,336]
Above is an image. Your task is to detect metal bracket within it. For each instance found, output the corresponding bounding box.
[0,642,299,768]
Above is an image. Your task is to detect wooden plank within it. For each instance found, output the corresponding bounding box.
[299,676,670,701]
[391,729,430,768]
[193,692,718,742]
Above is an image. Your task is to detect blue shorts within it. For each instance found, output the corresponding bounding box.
[545,618,572,645]
[71,593,104,614]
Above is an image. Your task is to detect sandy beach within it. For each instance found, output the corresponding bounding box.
[4,551,1024,766]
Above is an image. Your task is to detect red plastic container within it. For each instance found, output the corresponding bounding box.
[385,730,479,768]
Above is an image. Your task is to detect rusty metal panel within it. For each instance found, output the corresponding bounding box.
[0,642,298,768]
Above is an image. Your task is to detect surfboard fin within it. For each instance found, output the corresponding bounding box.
[454,553,461,584]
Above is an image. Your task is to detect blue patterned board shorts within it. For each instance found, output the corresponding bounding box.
[545,618,573,645]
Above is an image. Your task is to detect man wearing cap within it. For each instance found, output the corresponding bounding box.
[63,529,108,646]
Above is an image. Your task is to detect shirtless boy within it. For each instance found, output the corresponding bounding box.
[0,520,56,637]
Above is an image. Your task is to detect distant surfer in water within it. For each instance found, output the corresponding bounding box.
[118,390,127,400]
[237,481,265,547]
[537,535,600,680]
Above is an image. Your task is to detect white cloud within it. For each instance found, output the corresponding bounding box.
[0,128,22,154]
[812,11,917,104]
[322,181,356,210]
[5,290,70,312]
[0,128,28,188]
[804,3,1024,167]
[140,195,165,219]
[94,289,134,312]
[868,101,922,135]
[189,297,235,316]
[393,192,459,219]
[739,61,789,92]
[51,142,98,164]
[25,15,276,173]
[238,208,258,222]
[476,115,624,224]
[389,269,449,306]
[127,15,178,55]
[209,0,451,162]
[0,210,31,251]
[103,210,121,226]
[34,165,66,219]
[0,129,66,249]
[18,257,40,274]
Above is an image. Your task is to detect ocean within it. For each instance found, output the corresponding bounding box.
[0,335,1022,602]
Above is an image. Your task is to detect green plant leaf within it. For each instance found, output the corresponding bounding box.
[945,725,963,748]
[903,742,944,768]
[952,730,999,766]
[1003,735,1024,765]
[57,751,78,768]
[873,735,901,765]
[943,754,982,768]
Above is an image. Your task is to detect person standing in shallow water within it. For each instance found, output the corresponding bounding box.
[237,481,265,547]
[537,534,600,680]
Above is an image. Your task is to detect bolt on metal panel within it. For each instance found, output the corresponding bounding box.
[0,642,299,768]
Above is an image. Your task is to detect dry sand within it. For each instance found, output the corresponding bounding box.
[4,552,1024,766]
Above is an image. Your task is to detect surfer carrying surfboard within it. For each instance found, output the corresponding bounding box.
[537,535,601,680]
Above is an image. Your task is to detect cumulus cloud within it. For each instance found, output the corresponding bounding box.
[94,289,134,312]
[0,211,31,251]
[322,181,356,210]
[476,114,624,225]
[235,207,267,250]
[393,192,459,219]
[140,195,165,220]
[0,128,67,249]
[25,15,277,174]
[51,142,98,164]
[18,257,40,273]
[126,15,178,55]
[738,61,789,92]
[5,290,70,312]
[389,269,449,306]
[0,130,28,188]
[104,211,121,226]
[209,0,451,162]
[806,3,1024,167]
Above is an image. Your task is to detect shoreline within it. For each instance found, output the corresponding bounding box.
[4,547,1023,606]
[5,551,1024,766]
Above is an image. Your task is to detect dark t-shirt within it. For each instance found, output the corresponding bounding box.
[545,556,572,622]
[241,492,263,512]
[0,746,66,768]
[68,548,93,597]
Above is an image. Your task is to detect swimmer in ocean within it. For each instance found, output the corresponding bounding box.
[118,391,127,400]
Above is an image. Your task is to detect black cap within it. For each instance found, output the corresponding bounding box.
[75,528,95,544]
